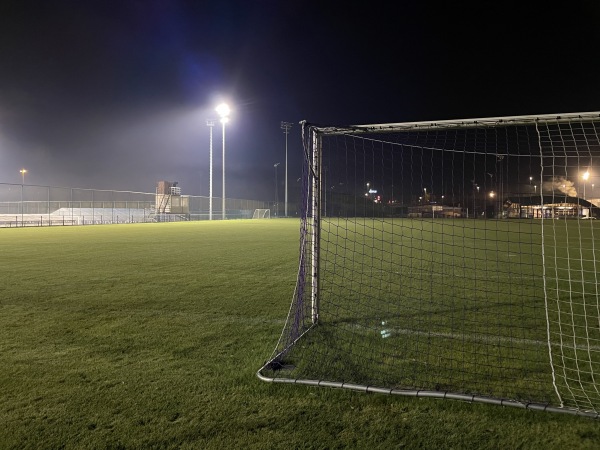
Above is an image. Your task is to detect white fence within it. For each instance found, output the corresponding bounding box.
[0,184,273,227]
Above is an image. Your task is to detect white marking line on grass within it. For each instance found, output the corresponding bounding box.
[369,271,539,280]
[357,325,600,352]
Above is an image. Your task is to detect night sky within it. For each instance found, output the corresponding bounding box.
[1,1,599,202]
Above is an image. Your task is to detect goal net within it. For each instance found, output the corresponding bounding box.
[258,112,600,418]
[252,209,271,219]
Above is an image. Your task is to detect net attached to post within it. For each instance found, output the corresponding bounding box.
[252,209,271,219]
[258,112,600,418]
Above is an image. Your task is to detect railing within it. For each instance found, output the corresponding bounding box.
[0,183,280,227]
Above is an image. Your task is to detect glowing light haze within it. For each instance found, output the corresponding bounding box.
[0,2,599,201]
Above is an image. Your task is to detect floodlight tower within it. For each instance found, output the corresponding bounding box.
[206,120,215,220]
[216,103,231,220]
[281,122,293,216]
[20,168,27,184]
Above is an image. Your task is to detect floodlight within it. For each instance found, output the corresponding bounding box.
[216,103,230,118]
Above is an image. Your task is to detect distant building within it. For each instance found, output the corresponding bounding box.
[505,195,598,219]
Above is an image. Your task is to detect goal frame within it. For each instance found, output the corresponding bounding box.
[258,111,600,419]
[252,208,271,219]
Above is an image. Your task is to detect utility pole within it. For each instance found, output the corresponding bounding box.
[274,163,280,216]
[206,120,215,220]
[281,122,293,216]
[216,103,231,220]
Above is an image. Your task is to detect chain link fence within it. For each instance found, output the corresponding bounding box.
[0,183,277,227]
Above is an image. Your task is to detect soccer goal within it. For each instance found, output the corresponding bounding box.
[258,111,600,418]
[252,209,271,219]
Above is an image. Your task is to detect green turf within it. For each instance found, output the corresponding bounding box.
[265,218,600,413]
[1,220,600,449]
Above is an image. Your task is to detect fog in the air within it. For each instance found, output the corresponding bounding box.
[0,99,300,202]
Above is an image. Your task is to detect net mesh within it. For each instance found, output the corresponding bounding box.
[259,113,600,416]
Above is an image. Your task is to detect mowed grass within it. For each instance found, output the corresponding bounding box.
[268,218,589,407]
[1,220,600,449]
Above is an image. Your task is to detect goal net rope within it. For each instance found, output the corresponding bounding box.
[258,112,600,418]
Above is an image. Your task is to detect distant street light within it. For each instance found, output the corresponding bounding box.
[216,103,231,220]
[582,170,590,200]
[281,122,292,217]
[206,120,215,220]
[20,168,27,184]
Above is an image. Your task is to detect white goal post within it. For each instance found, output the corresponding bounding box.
[252,209,271,219]
[258,111,600,418]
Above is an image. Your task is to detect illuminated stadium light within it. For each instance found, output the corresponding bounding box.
[216,103,230,120]
[582,170,591,199]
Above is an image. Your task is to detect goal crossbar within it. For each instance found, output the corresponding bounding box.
[306,111,600,135]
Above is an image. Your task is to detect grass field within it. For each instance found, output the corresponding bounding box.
[261,218,600,414]
[2,220,600,449]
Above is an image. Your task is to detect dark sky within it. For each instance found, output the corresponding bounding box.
[1,1,599,201]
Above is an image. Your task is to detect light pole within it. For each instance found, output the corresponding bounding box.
[274,162,280,216]
[529,176,534,194]
[216,103,230,220]
[281,122,292,217]
[582,170,590,200]
[20,168,27,225]
[206,120,215,220]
